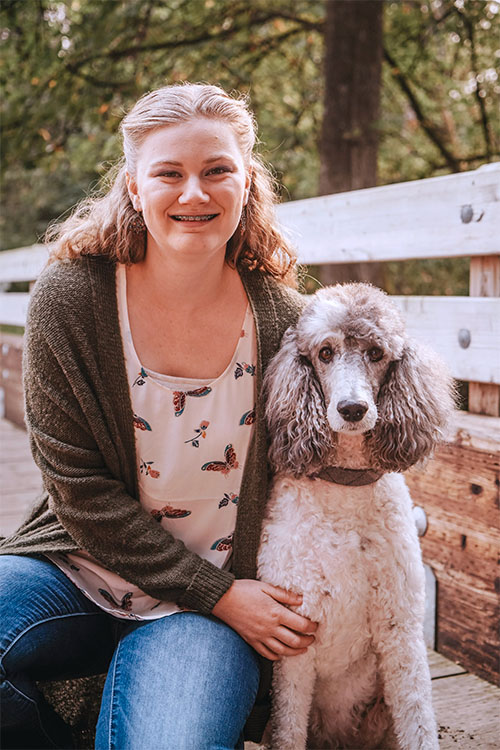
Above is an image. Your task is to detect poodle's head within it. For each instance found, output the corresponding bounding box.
[264,283,456,476]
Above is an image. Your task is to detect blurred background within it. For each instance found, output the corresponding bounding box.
[1,0,499,294]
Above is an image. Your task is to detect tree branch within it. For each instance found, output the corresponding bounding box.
[383,46,461,172]
[65,10,321,72]
[459,9,493,159]
[228,26,309,74]
[458,152,500,162]
[65,69,134,90]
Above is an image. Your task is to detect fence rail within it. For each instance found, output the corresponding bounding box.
[276,163,500,264]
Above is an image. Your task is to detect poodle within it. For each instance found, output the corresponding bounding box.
[257,283,455,750]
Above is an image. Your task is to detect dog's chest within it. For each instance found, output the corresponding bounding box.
[258,478,387,634]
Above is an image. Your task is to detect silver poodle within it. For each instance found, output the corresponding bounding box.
[257,283,455,750]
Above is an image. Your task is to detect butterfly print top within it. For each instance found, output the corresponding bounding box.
[47,264,256,620]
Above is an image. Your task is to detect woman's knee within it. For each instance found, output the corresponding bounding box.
[133,612,260,700]
[0,555,113,719]
[0,554,92,633]
[96,612,260,749]
[0,555,71,676]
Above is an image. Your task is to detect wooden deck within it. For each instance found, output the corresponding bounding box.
[1,417,498,748]
[0,417,43,536]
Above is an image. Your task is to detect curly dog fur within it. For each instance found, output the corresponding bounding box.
[257,283,455,749]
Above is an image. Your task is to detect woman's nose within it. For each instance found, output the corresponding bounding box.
[178,177,209,204]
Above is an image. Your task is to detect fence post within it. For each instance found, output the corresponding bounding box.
[468,255,500,416]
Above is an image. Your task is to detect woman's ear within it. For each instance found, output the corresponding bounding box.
[125,172,142,212]
[243,169,252,206]
[366,342,455,472]
[264,327,333,476]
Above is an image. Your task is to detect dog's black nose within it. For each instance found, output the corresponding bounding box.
[337,400,369,422]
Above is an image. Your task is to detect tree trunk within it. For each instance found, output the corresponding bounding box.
[319,0,385,287]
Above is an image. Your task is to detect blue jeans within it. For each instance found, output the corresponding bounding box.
[0,555,260,749]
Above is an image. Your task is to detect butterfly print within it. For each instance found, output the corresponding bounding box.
[218,493,239,509]
[239,408,256,426]
[210,533,233,552]
[140,459,160,478]
[201,444,239,476]
[133,367,149,387]
[173,387,212,417]
[98,589,133,611]
[151,505,192,521]
[184,420,210,447]
[134,414,152,431]
[234,362,256,379]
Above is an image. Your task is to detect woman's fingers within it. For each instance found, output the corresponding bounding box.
[254,627,313,660]
[212,579,318,659]
[263,582,303,607]
[263,583,318,633]
[274,625,315,650]
[264,636,309,659]
[256,642,282,661]
[278,604,318,635]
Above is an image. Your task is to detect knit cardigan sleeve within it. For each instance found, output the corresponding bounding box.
[23,259,234,613]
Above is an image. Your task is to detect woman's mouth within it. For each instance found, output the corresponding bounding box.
[170,214,218,222]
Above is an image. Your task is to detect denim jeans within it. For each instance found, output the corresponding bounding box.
[0,555,260,750]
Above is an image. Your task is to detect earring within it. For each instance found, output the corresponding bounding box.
[240,206,247,232]
[130,211,146,234]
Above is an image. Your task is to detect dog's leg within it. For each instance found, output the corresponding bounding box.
[372,617,438,750]
[270,649,316,750]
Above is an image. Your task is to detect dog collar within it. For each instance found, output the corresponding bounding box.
[309,466,383,486]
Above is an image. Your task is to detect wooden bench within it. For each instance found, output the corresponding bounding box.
[1,164,499,747]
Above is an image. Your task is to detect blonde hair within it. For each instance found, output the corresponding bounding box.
[47,83,297,284]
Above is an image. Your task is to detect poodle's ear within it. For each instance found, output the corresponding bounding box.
[366,342,456,472]
[264,327,332,476]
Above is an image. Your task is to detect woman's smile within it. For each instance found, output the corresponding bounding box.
[171,214,218,221]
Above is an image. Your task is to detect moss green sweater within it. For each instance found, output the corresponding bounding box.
[0,255,306,740]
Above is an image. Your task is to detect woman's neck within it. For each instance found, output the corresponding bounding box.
[124,243,248,379]
[128,246,237,316]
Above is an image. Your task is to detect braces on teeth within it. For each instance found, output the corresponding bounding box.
[172,215,217,221]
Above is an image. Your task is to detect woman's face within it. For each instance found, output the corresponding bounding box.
[126,117,251,264]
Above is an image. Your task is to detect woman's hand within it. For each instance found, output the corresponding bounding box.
[212,579,318,660]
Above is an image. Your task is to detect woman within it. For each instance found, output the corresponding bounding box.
[0,83,317,749]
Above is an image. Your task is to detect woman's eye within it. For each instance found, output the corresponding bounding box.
[367,347,384,362]
[319,346,333,363]
[206,166,230,176]
[158,171,181,178]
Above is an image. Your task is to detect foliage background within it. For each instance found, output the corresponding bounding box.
[1,0,499,294]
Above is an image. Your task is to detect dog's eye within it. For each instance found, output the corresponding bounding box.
[319,346,333,363]
[367,347,384,362]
